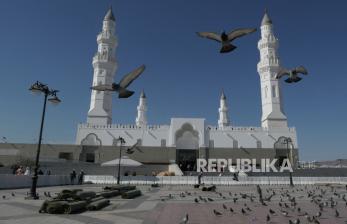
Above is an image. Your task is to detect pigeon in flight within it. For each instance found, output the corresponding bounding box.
[91,64,145,98]
[126,141,143,154]
[197,28,256,53]
[276,66,308,83]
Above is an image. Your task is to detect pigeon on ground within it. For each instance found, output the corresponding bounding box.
[11,192,15,197]
[276,66,308,83]
[289,219,301,224]
[229,207,234,212]
[335,209,340,218]
[269,208,276,215]
[241,208,247,215]
[223,204,227,209]
[213,209,222,216]
[180,213,189,224]
[281,210,289,217]
[266,214,271,222]
[197,28,256,53]
[91,64,145,98]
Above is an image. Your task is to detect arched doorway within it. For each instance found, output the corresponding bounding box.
[80,133,101,163]
[274,136,293,167]
[175,123,199,172]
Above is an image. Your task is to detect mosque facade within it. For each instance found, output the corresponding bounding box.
[74,9,299,171]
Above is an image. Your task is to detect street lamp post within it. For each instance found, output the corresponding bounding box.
[28,81,61,199]
[283,137,294,187]
[115,136,126,185]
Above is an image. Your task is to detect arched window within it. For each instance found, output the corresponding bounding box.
[272,85,276,97]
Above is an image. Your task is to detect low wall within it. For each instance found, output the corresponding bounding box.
[84,175,347,185]
[0,175,70,189]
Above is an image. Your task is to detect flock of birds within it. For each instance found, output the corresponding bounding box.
[1,184,346,223]
[90,25,309,99]
[156,184,347,224]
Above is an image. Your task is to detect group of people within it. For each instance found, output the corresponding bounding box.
[69,169,85,185]
[14,166,31,175]
[14,166,51,176]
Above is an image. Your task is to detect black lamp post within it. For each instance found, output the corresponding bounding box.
[115,136,125,185]
[28,81,61,199]
[283,137,294,187]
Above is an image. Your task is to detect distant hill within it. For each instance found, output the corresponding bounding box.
[314,159,347,168]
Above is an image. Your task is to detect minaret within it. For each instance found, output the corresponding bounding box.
[257,11,287,129]
[135,90,147,127]
[218,91,230,129]
[87,8,118,125]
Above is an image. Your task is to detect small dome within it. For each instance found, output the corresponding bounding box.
[261,12,272,26]
[104,7,115,21]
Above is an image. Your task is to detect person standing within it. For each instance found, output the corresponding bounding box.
[78,170,85,185]
[24,167,31,175]
[70,169,76,185]
[198,173,203,185]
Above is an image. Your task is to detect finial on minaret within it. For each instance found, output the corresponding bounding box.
[140,89,146,98]
[104,6,115,21]
[221,90,226,100]
[261,8,272,26]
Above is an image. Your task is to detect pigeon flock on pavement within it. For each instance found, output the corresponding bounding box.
[156,184,347,224]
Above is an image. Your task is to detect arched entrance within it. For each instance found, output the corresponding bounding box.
[175,123,199,172]
[80,133,101,163]
[274,136,293,167]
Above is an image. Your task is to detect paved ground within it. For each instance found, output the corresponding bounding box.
[0,184,346,224]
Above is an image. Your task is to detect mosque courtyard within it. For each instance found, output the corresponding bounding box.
[0,184,346,224]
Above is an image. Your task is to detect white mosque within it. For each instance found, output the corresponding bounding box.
[74,9,298,171]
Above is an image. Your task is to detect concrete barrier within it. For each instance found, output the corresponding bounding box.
[84,175,347,186]
[0,174,70,189]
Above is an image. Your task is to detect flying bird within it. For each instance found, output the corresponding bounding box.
[126,141,143,154]
[91,64,145,98]
[197,28,256,53]
[276,66,308,83]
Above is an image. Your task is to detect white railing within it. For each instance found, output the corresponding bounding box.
[0,174,70,189]
[78,123,170,131]
[208,126,296,133]
[84,175,347,186]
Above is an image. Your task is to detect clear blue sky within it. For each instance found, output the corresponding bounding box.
[0,0,346,161]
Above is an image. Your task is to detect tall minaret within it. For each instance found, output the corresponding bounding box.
[218,91,230,129]
[87,8,118,125]
[135,90,147,127]
[257,11,287,129]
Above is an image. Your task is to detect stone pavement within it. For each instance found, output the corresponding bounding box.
[0,184,347,224]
